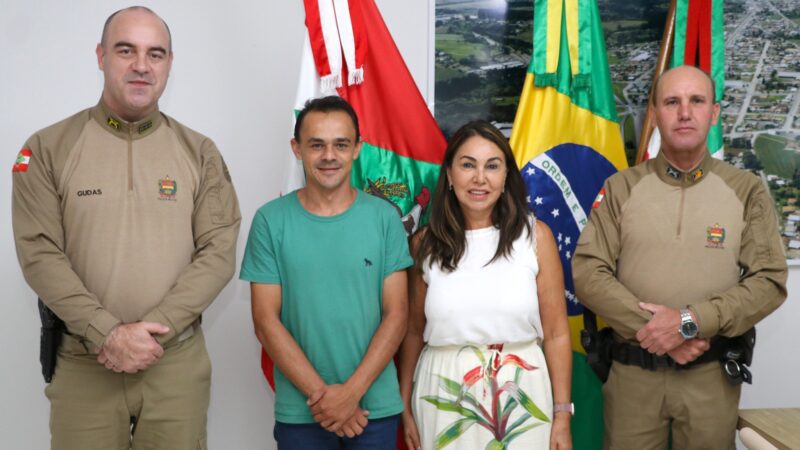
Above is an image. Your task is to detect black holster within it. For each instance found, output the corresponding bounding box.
[581,308,613,383]
[38,298,65,383]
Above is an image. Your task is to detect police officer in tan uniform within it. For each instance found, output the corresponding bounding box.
[573,65,787,449]
[12,7,240,449]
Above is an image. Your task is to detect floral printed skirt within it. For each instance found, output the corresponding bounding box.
[411,341,552,450]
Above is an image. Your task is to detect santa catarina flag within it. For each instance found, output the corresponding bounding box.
[284,0,444,228]
[267,0,446,389]
[645,0,725,161]
[510,0,628,447]
[336,0,445,230]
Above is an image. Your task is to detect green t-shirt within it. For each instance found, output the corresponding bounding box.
[240,190,412,423]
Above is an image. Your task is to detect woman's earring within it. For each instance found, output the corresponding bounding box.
[448,184,453,191]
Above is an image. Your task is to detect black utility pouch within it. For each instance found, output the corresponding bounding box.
[38,298,65,383]
[721,327,756,386]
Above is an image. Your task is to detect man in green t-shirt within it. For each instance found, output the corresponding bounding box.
[240,96,412,449]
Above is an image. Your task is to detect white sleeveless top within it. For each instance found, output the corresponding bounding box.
[422,222,542,346]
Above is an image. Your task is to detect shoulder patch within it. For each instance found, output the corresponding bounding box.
[592,187,605,209]
[12,148,32,173]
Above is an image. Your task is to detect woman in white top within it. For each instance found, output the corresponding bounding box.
[399,121,572,450]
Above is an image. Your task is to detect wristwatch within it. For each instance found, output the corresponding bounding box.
[554,402,574,415]
[679,308,698,339]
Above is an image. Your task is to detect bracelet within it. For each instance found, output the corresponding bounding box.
[554,402,574,415]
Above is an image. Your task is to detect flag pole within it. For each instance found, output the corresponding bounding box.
[635,0,678,165]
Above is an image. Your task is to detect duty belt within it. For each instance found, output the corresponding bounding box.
[610,338,728,371]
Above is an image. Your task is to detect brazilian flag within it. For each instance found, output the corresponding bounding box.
[510,0,628,447]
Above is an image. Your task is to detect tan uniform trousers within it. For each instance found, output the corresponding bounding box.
[603,360,740,450]
[45,328,211,450]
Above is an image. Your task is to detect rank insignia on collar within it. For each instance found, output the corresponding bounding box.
[691,169,704,181]
[666,166,680,179]
[706,223,725,249]
[138,121,152,134]
[107,117,120,130]
[12,148,32,173]
[158,176,177,201]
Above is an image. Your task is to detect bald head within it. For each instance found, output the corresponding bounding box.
[652,65,716,107]
[101,6,172,52]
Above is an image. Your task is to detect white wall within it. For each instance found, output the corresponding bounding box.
[0,1,795,449]
[740,272,800,408]
[0,1,431,448]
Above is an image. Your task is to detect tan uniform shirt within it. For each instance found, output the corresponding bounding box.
[13,101,241,348]
[573,151,787,342]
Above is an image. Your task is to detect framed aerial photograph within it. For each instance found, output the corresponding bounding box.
[433,0,800,262]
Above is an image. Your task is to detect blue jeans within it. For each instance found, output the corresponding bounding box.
[273,414,400,450]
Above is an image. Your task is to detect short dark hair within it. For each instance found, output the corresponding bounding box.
[101,6,172,52]
[417,120,532,272]
[651,65,717,106]
[293,96,360,142]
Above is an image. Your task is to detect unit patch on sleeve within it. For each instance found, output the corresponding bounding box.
[12,148,32,173]
[158,176,177,201]
[592,187,606,209]
[705,223,725,249]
